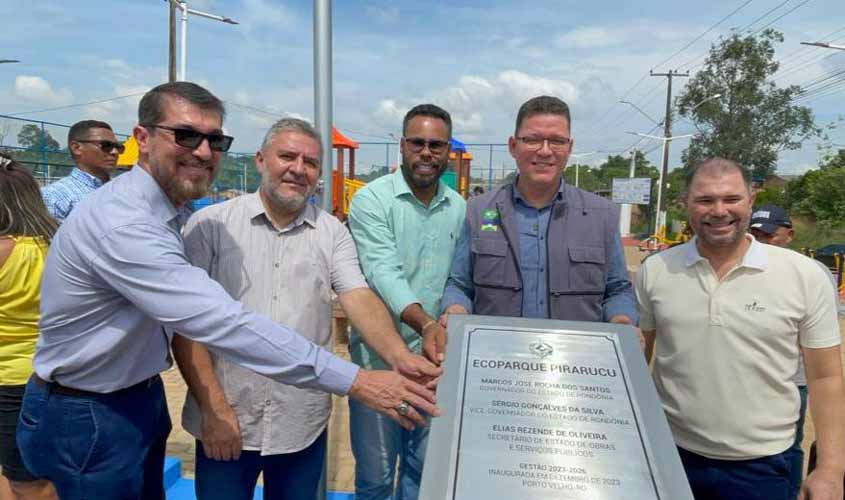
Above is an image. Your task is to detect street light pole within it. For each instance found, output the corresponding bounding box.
[569,152,596,188]
[315,0,333,212]
[801,41,845,51]
[626,131,694,235]
[166,0,238,81]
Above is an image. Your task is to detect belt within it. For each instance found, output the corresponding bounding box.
[32,374,160,398]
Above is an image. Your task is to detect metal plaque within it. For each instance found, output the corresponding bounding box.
[420,315,692,500]
[612,177,652,205]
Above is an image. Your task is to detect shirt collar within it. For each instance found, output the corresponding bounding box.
[512,175,565,207]
[70,167,106,189]
[684,234,768,270]
[246,191,318,231]
[129,166,179,224]
[391,168,450,207]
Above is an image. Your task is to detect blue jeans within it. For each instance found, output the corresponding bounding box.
[194,430,327,500]
[16,375,171,500]
[348,398,429,500]
[678,446,793,500]
[786,385,809,498]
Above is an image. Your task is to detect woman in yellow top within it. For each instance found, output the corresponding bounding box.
[0,154,57,500]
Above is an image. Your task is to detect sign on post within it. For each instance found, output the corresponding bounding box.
[612,177,652,205]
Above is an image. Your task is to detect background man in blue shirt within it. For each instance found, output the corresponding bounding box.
[41,119,122,222]
[17,82,439,500]
[440,95,637,327]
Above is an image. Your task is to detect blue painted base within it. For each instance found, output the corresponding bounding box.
[163,456,354,500]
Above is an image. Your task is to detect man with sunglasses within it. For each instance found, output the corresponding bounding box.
[347,104,466,500]
[17,82,440,500]
[41,120,123,223]
[440,96,637,329]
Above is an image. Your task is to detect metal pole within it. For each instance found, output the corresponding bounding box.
[487,144,493,190]
[40,122,47,178]
[619,149,636,236]
[653,140,667,235]
[168,1,177,82]
[315,0,333,213]
[385,143,390,173]
[575,163,579,188]
[180,1,188,81]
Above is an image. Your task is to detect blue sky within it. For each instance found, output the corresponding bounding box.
[2,0,843,178]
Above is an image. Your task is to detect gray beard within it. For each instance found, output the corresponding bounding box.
[261,179,308,214]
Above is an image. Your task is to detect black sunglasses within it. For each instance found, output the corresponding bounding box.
[75,140,125,154]
[404,137,449,154]
[144,124,234,152]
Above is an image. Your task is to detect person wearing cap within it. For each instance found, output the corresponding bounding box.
[750,204,842,498]
[749,204,795,247]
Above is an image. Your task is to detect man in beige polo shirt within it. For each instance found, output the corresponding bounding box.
[636,157,844,500]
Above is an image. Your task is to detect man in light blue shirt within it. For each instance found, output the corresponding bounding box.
[347,104,466,500]
[17,82,438,500]
[41,120,122,222]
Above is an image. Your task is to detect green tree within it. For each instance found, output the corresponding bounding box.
[17,124,60,151]
[677,29,817,179]
[788,152,845,227]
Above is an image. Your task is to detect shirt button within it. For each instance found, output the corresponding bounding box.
[540,267,545,272]
[265,400,271,406]
[273,295,278,300]
[274,263,280,268]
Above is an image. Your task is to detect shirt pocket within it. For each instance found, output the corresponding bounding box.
[471,237,510,287]
[567,246,606,293]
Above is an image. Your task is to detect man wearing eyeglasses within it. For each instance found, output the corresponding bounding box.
[17,82,440,500]
[41,120,123,223]
[440,95,637,329]
[347,104,466,500]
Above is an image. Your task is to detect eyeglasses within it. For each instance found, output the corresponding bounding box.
[75,140,126,154]
[404,137,449,154]
[144,124,234,152]
[516,135,572,152]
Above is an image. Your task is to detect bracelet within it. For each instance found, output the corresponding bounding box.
[420,319,437,335]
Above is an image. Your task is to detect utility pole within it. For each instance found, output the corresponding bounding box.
[168,1,177,82]
[650,69,688,237]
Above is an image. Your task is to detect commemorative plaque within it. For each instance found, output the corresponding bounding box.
[419,315,692,500]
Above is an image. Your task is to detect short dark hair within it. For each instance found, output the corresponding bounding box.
[68,120,113,145]
[684,157,751,194]
[138,81,226,127]
[402,104,452,138]
[514,96,571,134]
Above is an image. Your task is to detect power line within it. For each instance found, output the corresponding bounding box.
[651,0,756,72]
[750,0,813,34]
[7,92,146,116]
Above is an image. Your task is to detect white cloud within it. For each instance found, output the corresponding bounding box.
[13,75,72,106]
[241,0,299,31]
[497,70,578,104]
[364,4,400,25]
[557,26,621,48]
